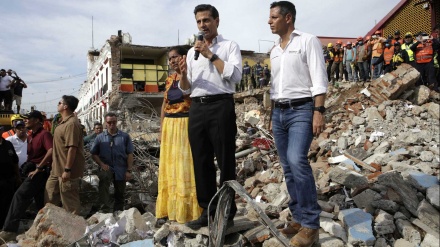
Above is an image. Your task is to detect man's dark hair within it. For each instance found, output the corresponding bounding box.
[94,122,103,127]
[105,112,117,119]
[169,46,188,56]
[194,4,219,19]
[270,1,296,24]
[61,95,79,112]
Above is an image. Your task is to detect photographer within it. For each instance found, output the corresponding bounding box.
[8,70,27,114]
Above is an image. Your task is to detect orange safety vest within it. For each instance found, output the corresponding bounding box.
[334,48,344,62]
[1,129,15,139]
[415,42,433,64]
[383,47,394,65]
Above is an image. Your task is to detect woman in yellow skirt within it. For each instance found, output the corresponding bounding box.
[156,46,202,223]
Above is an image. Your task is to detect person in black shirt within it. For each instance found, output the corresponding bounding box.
[8,70,27,114]
[0,127,19,230]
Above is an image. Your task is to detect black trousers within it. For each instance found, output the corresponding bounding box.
[188,97,237,217]
[0,178,16,229]
[2,171,49,232]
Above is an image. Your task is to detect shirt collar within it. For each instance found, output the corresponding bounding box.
[60,114,75,124]
[211,34,223,46]
[275,29,302,46]
[104,129,120,136]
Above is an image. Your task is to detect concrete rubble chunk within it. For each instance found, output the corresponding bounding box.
[319,217,347,242]
[395,219,421,245]
[328,166,369,189]
[353,189,381,214]
[374,210,395,235]
[421,233,440,247]
[371,199,400,213]
[153,223,170,243]
[118,207,148,234]
[426,184,440,209]
[423,102,440,119]
[338,208,375,246]
[416,199,440,232]
[412,85,431,105]
[420,151,435,162]
[368,63,420,103]
[377,172,420,216]
[395,238,417,247]
[374,237,388,247]
[402,116,416,127]
[261,237,285,247]
[18,203,88,247]
[404,171,438,192]
[318,233,345,247]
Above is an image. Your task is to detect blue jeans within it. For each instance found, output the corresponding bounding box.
[345,62,354,81]
[371,57,382,79]
[271,101,321,229]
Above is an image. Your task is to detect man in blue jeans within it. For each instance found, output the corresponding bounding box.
[268,2,327,247]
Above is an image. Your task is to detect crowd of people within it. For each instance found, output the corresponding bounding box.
[323,28,440,92]
[0,69,27,113]
[0,2,439,247]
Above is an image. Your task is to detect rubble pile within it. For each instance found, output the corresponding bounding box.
[4,66,439,247]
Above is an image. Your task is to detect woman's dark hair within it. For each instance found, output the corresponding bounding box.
[169,46,188,56]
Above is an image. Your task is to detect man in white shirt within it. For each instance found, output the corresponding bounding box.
[179,4,242,230]
[5,121,27,169]
[0,69,14,111]
[268,2,328,246]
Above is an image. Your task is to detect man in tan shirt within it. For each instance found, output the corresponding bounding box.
[45,95,85,214]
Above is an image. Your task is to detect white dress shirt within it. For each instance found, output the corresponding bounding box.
[180,34,242,97]
[0,75,14,91]
[6,134,27,168]
[270,30,328,101]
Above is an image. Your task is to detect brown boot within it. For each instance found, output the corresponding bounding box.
[289,227,319,247]
[279,221,301,236]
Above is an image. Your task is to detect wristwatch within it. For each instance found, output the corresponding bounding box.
[64,168,71,172]
[210,54,219,62]
[313,106,326,113]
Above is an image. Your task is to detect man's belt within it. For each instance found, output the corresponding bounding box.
[274,97,313,109]
[192,94,233,104]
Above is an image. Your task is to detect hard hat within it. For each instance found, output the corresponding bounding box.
[327,43,333,48]
[357,36,363,41]
[405,32,413,38]
[375,30,381,35]
[346,41,352,45]
[420,32,428,36]
[336,40,342,45]
[395,30,400,35]
[11,115,23,122]
[366,35,371,40]
[394,41,401,46]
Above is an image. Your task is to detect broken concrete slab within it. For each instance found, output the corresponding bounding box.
[371,199,400,214]
[319,217,347,242]
[18,203,88,247]
[368,63,420,104]
[352,189,381,214]
[377,172,420,216]
[426,184,440,209]
[395,219,421,245]
[338,208,375,246]
[421,232,440,247]
[404,171,438,193]
[416,200,440,232]
[374,210,395,235]
[318,233,345,247]
[328,166,369,189]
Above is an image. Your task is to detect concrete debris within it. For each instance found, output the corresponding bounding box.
[10,68,440,246]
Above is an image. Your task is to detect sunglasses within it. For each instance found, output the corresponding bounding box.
[106,121,117,125]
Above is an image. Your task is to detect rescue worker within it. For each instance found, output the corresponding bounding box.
[326,43,334,82]
[242,61,251,91]
[393,30,403,45]
[331,40,344,84]
[1,116,23,139]
[253,61,263,89]
[368,30,387,79]
[356,37,369,83]
[401,32,416,67]
[343,41,357,82]
[411,32,439,91]
[372,39,395,74]
[391,42,409,70]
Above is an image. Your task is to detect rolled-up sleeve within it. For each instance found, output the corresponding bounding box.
[307,36,328,96]
[221,42,242,84]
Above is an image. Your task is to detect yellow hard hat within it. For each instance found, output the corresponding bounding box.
[327,43,333,48]
[405,32,413,37]
[11,115,23,122]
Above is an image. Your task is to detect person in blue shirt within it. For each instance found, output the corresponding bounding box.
[91,112,134,213]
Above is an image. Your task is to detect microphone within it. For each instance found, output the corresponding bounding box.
[194,31,204,60]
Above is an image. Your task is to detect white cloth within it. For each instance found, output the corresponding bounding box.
[180,34,242,97]
[270,30,328,100]
[6,134,27,168]
[0,75,14,91]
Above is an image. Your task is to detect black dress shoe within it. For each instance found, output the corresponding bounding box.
[185,216,209,230]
